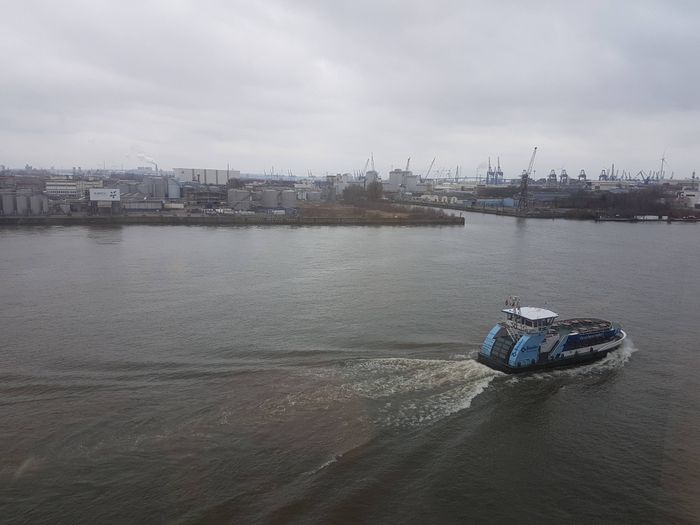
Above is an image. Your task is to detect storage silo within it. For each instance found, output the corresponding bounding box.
[15,194,29,215]
[280,190,297,208]
[30,194,45,215]
[0,192,14,215]
[365,170,378,186]
[261,189,280,208]
[228,189,251,211]
[167,178,181,199]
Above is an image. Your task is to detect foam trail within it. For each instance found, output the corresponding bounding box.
[380,372,497,427]
[280,357,501,428]
[305,455,342,476]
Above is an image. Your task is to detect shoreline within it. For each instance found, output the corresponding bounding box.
[0,214,465,227]
[397,200,696,222]
[398,200,593,219]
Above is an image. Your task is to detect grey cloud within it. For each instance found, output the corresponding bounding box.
[1,0,698,175]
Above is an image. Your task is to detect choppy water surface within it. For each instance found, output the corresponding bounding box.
[1,216,699,524]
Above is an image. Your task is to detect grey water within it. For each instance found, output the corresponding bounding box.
[1,215,699,524]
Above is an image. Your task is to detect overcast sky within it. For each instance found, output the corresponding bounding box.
[1,0,698,178]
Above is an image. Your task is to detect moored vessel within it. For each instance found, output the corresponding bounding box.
[477,298,626,373]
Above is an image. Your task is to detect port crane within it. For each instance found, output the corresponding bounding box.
[659,152,666,180]
[518,147,537,210]
[637,170,652,184]
[362,157,370,175]
[421,157,435,183]
[526,147,538,177]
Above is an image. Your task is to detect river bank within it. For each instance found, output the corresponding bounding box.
[395,200,596,219]
[397,200,698,222]
[0,214,465,227]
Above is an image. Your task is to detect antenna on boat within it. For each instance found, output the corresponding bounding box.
[505,295,521,312]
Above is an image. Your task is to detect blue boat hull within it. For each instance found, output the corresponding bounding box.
[477,340,623,374]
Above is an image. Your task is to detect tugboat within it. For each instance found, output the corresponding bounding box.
[477,297,626,373]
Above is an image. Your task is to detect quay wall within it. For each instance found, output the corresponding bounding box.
[0,215,465,227]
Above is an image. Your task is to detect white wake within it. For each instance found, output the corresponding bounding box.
[280,357,500,428]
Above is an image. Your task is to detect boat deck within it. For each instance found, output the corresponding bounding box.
[553,318,612,334]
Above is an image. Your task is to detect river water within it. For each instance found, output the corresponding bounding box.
[1,216,699,524]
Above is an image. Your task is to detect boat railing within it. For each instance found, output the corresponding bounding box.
[504,323,520,342]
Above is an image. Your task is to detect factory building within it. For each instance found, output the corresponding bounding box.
[44,178,79,198]
[365,170,379,187]
[474,197,517,208]
[88,188,121,215]
[76,179,104,196]
[332,173,364,196]
[144,177,167,199]
[122,200,163,211]
[228,189,251,210]
[678,189,700,209]
[43,177,103,199]
[174,168,241,185]
[386,169,425,193]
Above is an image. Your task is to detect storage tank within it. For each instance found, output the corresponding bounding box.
[30,194,46,215]
[1,193,14,215]
[167,178,181,199]
[280,190,297,208]
[261,189,279,208]
[15,194,29,215]
[365,170,378,186]
[228,189,251,210]
[405,175,419,192]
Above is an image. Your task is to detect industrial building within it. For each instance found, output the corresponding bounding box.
[261,189,280,208]
[678,189,700,209]
[227,189,251,211]
[0,190,49,216]
[281,190,297,208]
[174,168,241,185]
[43,178,104,199]
[385,169,429,193]
[44,178,79,198]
